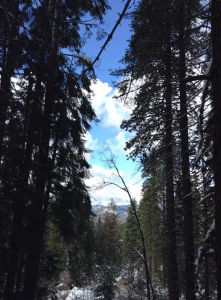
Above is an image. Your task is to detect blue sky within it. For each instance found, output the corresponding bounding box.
[83,1,143,206]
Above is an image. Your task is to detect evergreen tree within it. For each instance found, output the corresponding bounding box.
[103,200,121,265]
[94,265,117,300]
[176,2,201,297]
[0,0,110,299]
[211,1,221,298]
[93,215,106,266]
[123,202,141,265]
[112,0,213,298]
[139,162,166,285]
[113,1,180,297]
[36,223,69,299]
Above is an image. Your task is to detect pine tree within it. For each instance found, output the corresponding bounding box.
[103,200,121,265]
[123,202,141,265]
[94,265,117,300]
[36,223,69,299]
[211,1,221,298]
[113,1,180,297]
[176,1,202,297]
[94,215,106,266]
[0,0,110,299]
[0,1,30,294]
[112,0,213,298]
[139,161,166,285]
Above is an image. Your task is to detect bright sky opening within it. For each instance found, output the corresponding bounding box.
[83,1,143,206]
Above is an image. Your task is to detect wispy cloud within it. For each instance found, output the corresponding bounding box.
[106,130,133,155]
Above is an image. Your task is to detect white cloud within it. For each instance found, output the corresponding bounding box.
[90,80,112,117]
[84,132,99,151]
[106,130,133,155]
[84,79,142,207]
[86,164,142,206]
[90,80,131,129]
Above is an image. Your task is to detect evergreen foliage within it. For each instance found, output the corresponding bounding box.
[0,0,221,298]
[103,200,121,265]
[112,0,216,298]
[93,199,122,267]
[94,265,117,300]
[123,202,141,264]
[93,215,106,266]
[139,162,166,285]
[0,0,110,298]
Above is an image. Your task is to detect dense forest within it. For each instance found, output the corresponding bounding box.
[0,0,221,299]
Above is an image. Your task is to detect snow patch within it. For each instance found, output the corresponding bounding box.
[66,287,94,300]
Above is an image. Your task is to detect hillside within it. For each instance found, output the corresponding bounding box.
[92,205,129,222]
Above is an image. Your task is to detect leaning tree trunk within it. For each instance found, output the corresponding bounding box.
[211,1,221,299]
[178,3,196,300]
[164,30,179,300]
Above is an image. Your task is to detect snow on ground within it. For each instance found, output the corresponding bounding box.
[63,284,129,300]
[66,286,94,300]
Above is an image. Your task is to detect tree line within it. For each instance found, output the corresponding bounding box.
[112,0,221,299]
[0,0,110,299]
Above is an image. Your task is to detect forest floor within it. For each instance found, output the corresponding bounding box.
[54,283,129,300]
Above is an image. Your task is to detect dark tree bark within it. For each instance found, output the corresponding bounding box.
[164,33,179,300]
[211,1,221,299]
[1,0,108,297]
[0,0,20,292]
[4,75,32,300]
[22,2,60,298]
[0,0,19,158]
[4,61,44,299]
[202,165,210,299]
[178,3,196,300]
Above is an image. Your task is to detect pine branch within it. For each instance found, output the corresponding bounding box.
[0,4,47,45]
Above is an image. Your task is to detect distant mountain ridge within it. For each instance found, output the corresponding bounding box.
[92,204,129,222]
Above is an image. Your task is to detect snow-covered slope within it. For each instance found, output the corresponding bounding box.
[66,287,94,300]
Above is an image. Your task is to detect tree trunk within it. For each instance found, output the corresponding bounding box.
[152,241,155,280]
[202,165,210,299]
[22,3,60,298]
[4,204,25,300]
[22,116,61,299]
[164,33,179,300]
[0,0,19,158]
[4,71,43,300]
[211,1,221,299]
[178,3,196,300]
[0,0,19,291]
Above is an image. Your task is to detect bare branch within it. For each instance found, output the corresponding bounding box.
[97,144,155,300]
[95,179,127,193]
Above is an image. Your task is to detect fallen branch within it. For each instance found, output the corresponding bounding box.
[97,144,155,300]
[78,0,133,78]
[183,74,212,83]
